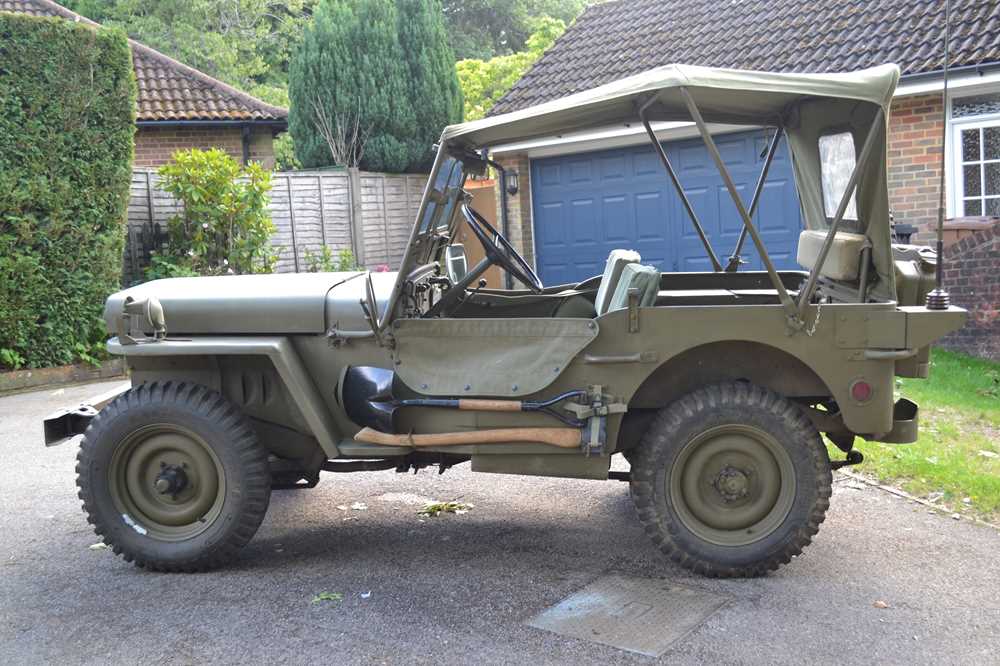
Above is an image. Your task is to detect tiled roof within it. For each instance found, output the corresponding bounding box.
[492,0,1000,115]
[1,0,288,124]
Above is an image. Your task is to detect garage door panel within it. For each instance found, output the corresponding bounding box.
[634,151,661,176]
[568,160,592,183]
[718,182,750,236]
[537,201,567,247]
[677,185,714,237]
[634,192,665,240]
[677,144,709,173]
[599,155,627,180]
[538,163,562,186]
[715,136,748,167]
[603,194,637,243]
[531,130,802,285]
[757,180,795,231]
[569,198,599,246]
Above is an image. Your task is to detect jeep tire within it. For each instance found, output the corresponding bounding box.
[76,382,271,572]
[629,382,831,577]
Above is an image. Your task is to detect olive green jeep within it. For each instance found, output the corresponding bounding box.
[46,64,966,577]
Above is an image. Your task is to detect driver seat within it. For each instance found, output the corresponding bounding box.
[594,249,642,315]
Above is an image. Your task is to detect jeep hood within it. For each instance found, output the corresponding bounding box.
[105,272,366,335]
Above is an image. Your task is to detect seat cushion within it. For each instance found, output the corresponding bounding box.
[595,249,642,315]
[606,263,660,312]
[796,229,866,281]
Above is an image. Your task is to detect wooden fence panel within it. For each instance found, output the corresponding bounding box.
[125,167,429,283]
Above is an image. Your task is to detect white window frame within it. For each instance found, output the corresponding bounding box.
[948,86,1000,217]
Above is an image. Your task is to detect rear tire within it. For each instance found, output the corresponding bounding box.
[629,382,831,577]
[76,382,271,572]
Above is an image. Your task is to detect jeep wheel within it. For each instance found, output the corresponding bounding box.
[629,382,831,577]
[76,382,270,572]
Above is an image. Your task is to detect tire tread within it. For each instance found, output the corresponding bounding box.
[76,381,270,573]
[629,382,832,578]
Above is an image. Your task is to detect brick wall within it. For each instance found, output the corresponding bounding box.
[134,125,277,169]
[492,153,535,266]
[938,221,1000,361]
[887,93,944,239]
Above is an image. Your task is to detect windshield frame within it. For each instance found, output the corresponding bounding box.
[380,143,484,332]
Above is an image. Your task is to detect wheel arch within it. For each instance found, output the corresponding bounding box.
[617,340,834,453]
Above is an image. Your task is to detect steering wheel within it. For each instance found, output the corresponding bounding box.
[461,203,543,293]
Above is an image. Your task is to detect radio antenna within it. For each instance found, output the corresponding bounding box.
[926,0,951,310]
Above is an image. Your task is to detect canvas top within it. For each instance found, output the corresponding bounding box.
[441,63,900,149]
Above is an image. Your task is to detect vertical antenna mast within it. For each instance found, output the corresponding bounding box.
[926,0,951,310]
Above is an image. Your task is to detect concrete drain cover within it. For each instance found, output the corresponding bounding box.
[528,574,729,657]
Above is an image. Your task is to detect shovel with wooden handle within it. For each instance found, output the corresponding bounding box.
[370,390,587,430]
[342,366,586,433]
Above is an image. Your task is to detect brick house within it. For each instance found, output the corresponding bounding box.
[488,0,1000,275]
[2,0,288,168]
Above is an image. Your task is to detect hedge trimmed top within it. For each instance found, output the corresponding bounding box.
[1,0,287,124]
[0,12,136,368]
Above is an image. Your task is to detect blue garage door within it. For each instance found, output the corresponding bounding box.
[530,130,803,285]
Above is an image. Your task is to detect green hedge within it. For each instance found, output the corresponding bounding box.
[0,13,136,369]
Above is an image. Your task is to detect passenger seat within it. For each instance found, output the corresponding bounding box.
[606,263,660,312]
[594,249,642,315]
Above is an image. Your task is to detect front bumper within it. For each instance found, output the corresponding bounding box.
[42,384,129,447]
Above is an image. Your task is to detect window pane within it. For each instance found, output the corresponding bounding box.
[964,164,982,196]
[964,199,982,215]
[985,127,1000,160]
[953,93,1000,118]
[987,198,1000,217]
[962,128,980,162]
[818,132,858,220]
[986,163,1000,196]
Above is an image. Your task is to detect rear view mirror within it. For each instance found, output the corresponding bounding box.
[445,244,468,283]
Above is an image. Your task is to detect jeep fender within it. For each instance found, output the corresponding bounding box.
[106,336,341,457]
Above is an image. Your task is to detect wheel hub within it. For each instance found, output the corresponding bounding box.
[154,463,190,497]
[668,424,796,547]
[712,465,750,503]
[108,425,225,541]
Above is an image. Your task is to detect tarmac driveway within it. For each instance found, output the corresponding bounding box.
[1,381,998,664]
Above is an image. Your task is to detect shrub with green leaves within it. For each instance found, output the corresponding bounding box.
[303,247,359,273]
[0,14,136,370]
[152,148,278,278]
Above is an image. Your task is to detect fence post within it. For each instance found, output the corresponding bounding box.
[381,174,391,266]
[284,174,300,272]
[348,167,366,266]
[316,174,328,247]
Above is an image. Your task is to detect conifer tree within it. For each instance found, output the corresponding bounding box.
[396,0,464,171]
[289,0,412,171]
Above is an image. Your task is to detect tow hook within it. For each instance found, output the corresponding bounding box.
[830,450,864,470]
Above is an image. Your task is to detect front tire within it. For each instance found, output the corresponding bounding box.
[629,382,831,577]
[76,382,271,572]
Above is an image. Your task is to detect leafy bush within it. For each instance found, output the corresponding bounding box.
[151,148,278,278]
[456,17,564,120]
[303,247,359,273]
[0,14,136,369]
